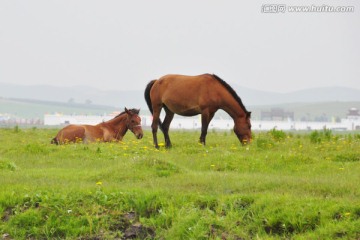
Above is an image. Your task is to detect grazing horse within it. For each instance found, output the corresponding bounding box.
[51,108,143,144]
[144,74,251,148]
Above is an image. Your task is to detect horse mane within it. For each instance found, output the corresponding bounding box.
[211,74,249,114]
[113,108,140,119]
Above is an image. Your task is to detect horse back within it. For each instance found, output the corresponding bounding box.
[151,74,225,115]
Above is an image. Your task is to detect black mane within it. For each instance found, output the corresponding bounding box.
[114,108,140,119]
[211,74,249,114]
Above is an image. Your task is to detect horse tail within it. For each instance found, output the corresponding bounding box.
[144,79,164,132]
[50,137,59,145]
[144,80,156,114]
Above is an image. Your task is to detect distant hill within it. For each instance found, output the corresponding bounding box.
[248,101,360,121]
[1,82,360,120]
[0,98,118,119]
[1,82,360,108]
[232,85,360,106]
[0,83,144,109]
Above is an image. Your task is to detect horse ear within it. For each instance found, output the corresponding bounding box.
[125,107,130,114]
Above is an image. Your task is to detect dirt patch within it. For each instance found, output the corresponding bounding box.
[123,222,155,239]
[108,211,155,239]
[1,207,13,222]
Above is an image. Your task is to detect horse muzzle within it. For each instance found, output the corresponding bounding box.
[129,124,143,139]
[240,135,252,145]
[136,132,144,139]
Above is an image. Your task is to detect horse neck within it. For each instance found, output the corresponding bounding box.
[102,114,128,138]
[220,94,247,122]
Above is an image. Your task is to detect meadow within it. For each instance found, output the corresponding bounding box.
[0,127,359,239]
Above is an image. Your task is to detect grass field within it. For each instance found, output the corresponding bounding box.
[0,127,359,239]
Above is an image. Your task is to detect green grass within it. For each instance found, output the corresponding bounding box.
[0,128,359,239]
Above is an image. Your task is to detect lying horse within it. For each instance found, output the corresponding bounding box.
[51,108,143,144]
[145,74,251,148]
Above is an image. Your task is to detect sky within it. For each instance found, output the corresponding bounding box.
[0,0,359,93]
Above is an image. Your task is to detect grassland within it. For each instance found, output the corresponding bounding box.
[0,127,359,239]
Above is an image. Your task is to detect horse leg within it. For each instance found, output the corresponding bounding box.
[151,107,162,149]
[199,110,215,145]
[162,107,174,148]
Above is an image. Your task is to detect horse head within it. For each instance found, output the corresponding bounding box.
[234,111,252,145]
[125,107,143,139]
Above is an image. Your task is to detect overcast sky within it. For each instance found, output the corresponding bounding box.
[0,1,359,93]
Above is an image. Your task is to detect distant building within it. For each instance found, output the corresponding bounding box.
[261,108,294,121]
[44,108,360,131]
[342,108,360,130]
[0,113,10,121]
[347,108,360,119]
[44,113,114,126]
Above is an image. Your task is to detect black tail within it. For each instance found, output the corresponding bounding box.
[144,79,164,131]
[144,80,156,114]
[51,137,59,145]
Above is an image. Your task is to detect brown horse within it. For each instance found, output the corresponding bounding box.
[51,108,143,144]
[144,74,251,148]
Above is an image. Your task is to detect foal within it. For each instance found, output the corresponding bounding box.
[51,108,143,144]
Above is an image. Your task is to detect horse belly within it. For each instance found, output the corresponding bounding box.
[172,105,201,116]
[163,98,201,116]
[83,125,104,142]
